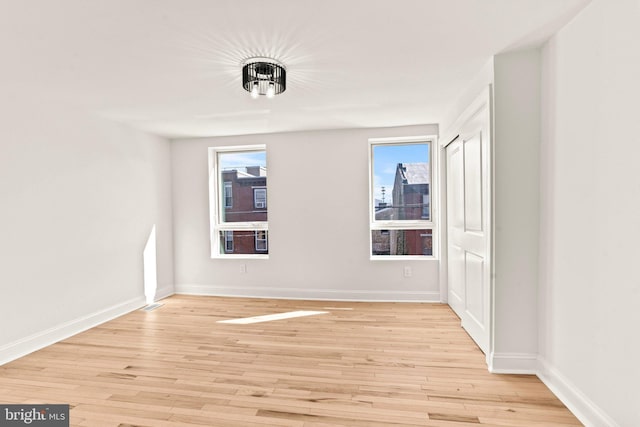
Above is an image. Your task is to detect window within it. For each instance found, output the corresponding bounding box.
[254,187,267,209]
[208,145,268,258]
[422,194,429,219]
[224,231,233,253]
[224,182,233,208]
[369,136,435,257]
[255,230,268,251]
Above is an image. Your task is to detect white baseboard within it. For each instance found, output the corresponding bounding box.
[155,285,175,301]
[488,352,538,374]
[175,284,442,302]
[0,296,146,366]
[537,357,620,427]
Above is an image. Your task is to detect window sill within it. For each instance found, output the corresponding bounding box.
[370,255,437,261]
[212,254,269,260]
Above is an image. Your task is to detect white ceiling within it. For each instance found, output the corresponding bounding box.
[1,0,590,139]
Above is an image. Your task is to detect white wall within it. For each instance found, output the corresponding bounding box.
[539,0,640,425]
[171,125,440,301]
[441,50,541,372]
[492,49,541,370]
[440,59,494,136]
[0,102,173,363]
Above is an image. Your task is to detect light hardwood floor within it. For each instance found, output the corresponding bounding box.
[0,295,582,426]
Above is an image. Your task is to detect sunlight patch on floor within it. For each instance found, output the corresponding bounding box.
[217,310,328,324]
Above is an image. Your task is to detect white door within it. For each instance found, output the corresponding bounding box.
[446,99,490,354]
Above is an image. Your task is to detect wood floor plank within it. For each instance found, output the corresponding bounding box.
[0,295,582,426]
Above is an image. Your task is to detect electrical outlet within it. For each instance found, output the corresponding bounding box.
[240,264,247,274]
[403,266,412,277]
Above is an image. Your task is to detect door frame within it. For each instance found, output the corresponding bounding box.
[439,85,494,365]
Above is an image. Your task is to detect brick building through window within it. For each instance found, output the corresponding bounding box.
[373,162,432,256]
[221,166,268,254]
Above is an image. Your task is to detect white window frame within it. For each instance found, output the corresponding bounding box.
[208,144,268,259]
[253,187,267,209]
[368,136,437,260]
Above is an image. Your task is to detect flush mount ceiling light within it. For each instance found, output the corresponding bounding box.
[242,57,286,99]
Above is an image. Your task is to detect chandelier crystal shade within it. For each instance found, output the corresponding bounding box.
[242,58,286,98]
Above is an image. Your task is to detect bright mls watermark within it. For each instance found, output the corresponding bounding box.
[0,405,69,426]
